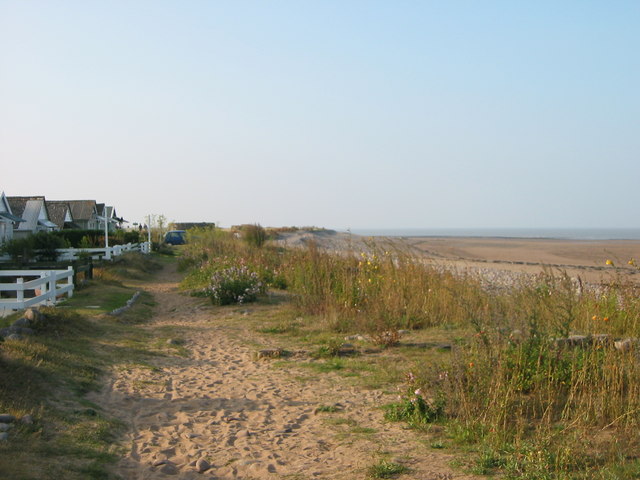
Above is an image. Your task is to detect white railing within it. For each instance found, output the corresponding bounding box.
[0,242,151,264]
[56,242,152,261]
[0,267,74,313]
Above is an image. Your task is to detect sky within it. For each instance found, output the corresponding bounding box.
[1,1,638,230]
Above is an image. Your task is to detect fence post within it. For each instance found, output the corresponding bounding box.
[46,271,55,304]
[67,266,74,298]
[16,277,24,307]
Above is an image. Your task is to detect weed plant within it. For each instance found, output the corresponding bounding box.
[179,226,640,478]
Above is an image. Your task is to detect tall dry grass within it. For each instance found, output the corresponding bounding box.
[180,227,640,477]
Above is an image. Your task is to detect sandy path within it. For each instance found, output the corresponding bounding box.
[94,263,478,480]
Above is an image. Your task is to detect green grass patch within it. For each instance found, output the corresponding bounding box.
[367,459,409,478]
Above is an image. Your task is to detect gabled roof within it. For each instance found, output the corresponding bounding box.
[7,196,46,218]
[58,200,97,221]
[46,201,74,229]
[16,199,47,231]
[7,196,49,228]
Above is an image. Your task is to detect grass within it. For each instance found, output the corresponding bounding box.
[176,226,640,478]
[0,253,167,479]
[367,459,409,478]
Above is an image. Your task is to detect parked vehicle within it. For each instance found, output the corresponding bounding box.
[164,230,186,245]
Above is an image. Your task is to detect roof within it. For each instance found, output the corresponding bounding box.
[7,196,46,218]
[0,212,25,222]
[46,201,74,228]
[57,200,97,221]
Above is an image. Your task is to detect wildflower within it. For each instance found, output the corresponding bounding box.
[603,317,609,322]
[606,259,614,266]
[414,388,423,396]
[629,259,636,266]
[469,362,474,368]
[592,315,598,321]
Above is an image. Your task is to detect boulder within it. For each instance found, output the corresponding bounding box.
[0,414,15,423]
[12,317,31,328]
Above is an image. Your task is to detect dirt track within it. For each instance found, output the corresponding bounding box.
[94,263,477,479]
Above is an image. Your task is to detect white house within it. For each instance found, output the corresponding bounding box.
[7,196,58,238]
[0,191,24,244]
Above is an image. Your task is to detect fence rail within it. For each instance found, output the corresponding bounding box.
[57,241,152,261]
[0,241,152,263]
[0,267,74,312]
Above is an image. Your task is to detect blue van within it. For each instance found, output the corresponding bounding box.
[164,230,186,245]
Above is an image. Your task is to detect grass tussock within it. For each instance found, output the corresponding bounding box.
[179,226,640,478]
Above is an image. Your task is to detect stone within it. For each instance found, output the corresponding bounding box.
[5,334,23,341]
[0,432,8,441]
[592,334,612,346]
[167,338,181,345]
[12,317,31,328]
[16,327,34,336]
[20,415,33,425]
[0,414,15,423]
[24,308,44,324]
[615,339,635,352]
[257,349,283,359]
[398,329,411,335]
[195,458,210,473]
[159,463,178,475]
[0,423,12,432]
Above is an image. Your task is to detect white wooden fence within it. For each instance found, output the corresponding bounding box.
[0,241,152,263]
[0,267,74,313]
[56,241,152,261]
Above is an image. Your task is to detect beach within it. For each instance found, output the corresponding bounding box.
[275,230,640,285]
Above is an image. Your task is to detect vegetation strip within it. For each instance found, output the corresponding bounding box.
[178,225,640,479]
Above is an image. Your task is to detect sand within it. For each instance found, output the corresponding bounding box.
[276,230,640,284]
[94,265,477,479]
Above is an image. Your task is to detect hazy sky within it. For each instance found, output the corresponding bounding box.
[1,1,638,229]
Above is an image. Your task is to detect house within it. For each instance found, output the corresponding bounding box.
[7,196,58,238]
[0,191,24,244]
[46,201,78,230]
[60,200,99,230]
[96,203,119,232]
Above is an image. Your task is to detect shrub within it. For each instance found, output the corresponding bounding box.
[242,224,267,248]
[205,265,265,305]
[32,231,69,260]
[2,236,35,263]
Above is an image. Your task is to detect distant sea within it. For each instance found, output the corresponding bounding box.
[349,228,640,241]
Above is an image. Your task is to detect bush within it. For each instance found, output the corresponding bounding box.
[205,265,265,305]
[242,224,267,248]
[32,231,69,260]
[2,236,35,263]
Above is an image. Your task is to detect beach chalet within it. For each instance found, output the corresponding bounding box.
[45,201,78,230]
[0,191,24,244]
[96,203,121,232]
[7,196,58,238]
[62,200,100,230]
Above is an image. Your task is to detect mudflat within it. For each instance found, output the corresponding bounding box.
[275,230,640,284]
[404,236,640,283]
